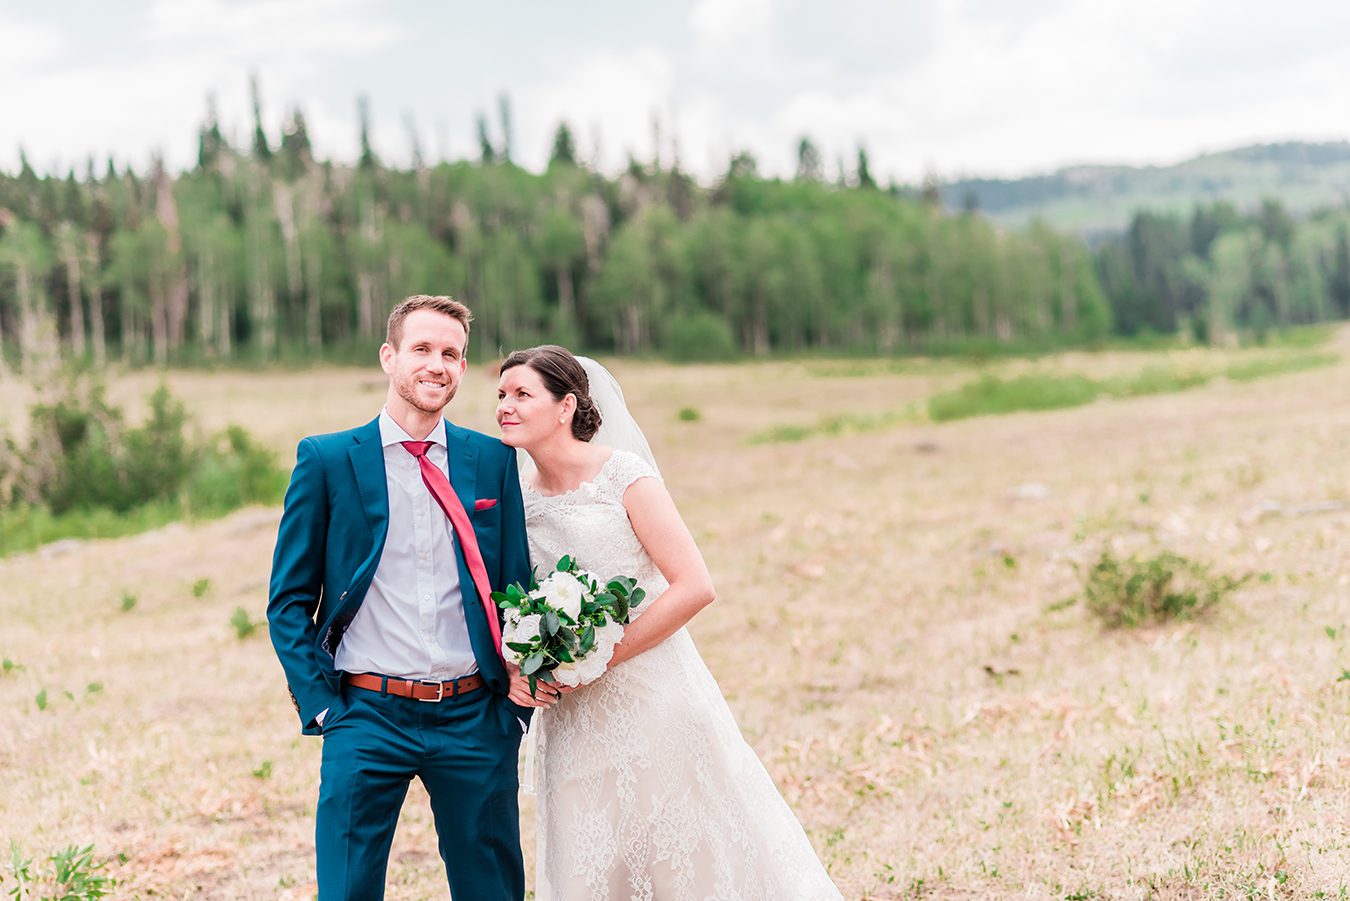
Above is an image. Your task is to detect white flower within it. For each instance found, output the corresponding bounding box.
[552,659,582,688]
[541,571,586,621]
[593,617,625,654]
[509,613,542,644]
[574,646,612,684]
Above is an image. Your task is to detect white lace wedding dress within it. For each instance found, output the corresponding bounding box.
[523,450,843,901]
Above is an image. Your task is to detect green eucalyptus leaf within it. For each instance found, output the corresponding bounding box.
[522,654,544,676]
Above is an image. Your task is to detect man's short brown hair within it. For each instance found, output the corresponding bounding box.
[386,295,473,348]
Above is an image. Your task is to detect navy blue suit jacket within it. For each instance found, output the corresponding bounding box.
[267,416,532,735]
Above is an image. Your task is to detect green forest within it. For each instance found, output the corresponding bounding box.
[1,93,1348,366]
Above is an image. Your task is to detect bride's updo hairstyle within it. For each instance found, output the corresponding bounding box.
[500,345,603,441]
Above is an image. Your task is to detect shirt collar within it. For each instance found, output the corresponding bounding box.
[379,408,447,450]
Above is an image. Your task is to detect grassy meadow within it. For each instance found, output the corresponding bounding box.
[2,333,1349,899]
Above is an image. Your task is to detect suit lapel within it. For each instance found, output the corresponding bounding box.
[444,422,479,523]
[347,417,389,542]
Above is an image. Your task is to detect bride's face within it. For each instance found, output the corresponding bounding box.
[497,364,567,448]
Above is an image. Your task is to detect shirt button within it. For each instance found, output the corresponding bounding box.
[423,594,431,601]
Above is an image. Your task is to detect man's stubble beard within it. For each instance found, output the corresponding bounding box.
[394,369,458,416]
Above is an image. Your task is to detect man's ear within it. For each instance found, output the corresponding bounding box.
[379,343,394,374]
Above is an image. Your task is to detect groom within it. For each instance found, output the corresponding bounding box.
[268,294,533,900]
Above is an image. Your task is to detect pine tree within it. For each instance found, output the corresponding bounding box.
[795,137,823,182]
[476,112,496,164]
[856,146,876,190]
[358,96,379,170]
[250,73,273,162]
[549,123,578,168]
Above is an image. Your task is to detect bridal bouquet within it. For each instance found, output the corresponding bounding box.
[492,555,646,697]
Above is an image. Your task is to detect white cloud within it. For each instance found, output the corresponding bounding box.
[0,0,406,173]
[0,14,64,77]
[144,0,403,57]
[690,0,774,50]
[515,48,677,173]
[8,1,1350,182]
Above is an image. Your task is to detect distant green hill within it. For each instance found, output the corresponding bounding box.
[940,141,1350,241]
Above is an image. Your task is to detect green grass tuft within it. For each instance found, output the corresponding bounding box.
[928,373,1099,422]
[1223,352,1339,382]
[231,607,259,640]
[1080,549,1250,629]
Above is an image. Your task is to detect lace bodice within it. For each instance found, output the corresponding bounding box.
[522,450,668,609]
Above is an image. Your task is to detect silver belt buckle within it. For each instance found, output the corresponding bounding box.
[416,679,446,702]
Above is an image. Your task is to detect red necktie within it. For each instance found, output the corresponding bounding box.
[401,440,505,664]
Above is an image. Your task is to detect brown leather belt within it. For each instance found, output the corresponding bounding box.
[343,672,484,702]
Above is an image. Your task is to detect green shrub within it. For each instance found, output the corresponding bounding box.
[677,407,701,422]
[7,842,116,899]
[1080,549,1250,629]
[663,312,739,362]
[928,373,1099,422]
[231,607,258,639]
[0,376,285,557]
[186,425,288,516]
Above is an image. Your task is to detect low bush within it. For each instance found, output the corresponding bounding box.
[663,311,739,362]
[0,374,285,556]
[6,842,116,900]
[1080,549,1250,629]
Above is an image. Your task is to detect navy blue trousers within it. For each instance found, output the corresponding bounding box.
[315,683,524,900]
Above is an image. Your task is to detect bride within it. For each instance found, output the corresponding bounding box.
[495,345,842,901]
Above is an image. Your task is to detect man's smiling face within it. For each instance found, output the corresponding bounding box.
[380,308,469,418]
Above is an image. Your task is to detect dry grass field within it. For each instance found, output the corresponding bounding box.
[2,335,1349,899]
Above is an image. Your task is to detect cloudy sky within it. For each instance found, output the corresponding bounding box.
[5,0,1350,184]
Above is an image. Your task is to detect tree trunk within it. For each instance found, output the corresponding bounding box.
[60,230,87,357]
[557,264,575,321]
[305,246,322,351]
[84,234,107,365]
[155,163,190,351]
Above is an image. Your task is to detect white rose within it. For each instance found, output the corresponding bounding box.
[511,613,542,644]
[541,572,585,622]
[575,645,612,684]
[594,618,625,653]
[552,659,582,688]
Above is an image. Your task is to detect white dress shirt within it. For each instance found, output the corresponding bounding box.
[333,410,478,681]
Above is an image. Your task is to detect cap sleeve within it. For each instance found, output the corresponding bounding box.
[604,450,661,497]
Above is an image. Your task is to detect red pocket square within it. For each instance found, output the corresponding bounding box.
[474,498,498,511]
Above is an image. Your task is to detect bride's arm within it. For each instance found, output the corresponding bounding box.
[603,476,715,670]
